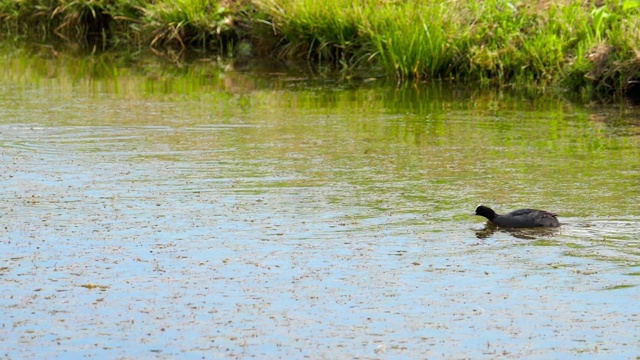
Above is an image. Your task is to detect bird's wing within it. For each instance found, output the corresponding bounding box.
[508,209,538,216]
[541,211,558,218]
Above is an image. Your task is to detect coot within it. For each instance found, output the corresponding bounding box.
[474,205,560,228]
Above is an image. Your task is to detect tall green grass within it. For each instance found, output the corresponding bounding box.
[0,0,140,44]
[253,0,365,69]
[1,0,639,99]
[142,0,244,51]
[259,0,640,99]
[363,2,461,80]
[0,0,249,52]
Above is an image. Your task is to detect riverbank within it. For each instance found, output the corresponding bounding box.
[1,0,639,100]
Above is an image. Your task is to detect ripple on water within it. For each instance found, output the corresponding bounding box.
[2,75,640,358]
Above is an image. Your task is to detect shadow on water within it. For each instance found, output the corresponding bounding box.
[474,222,561,240]
[473,216,640,267]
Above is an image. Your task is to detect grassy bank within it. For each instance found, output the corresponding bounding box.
[1,0,639,100]
[259,0,640,100]
[0,0,253,55]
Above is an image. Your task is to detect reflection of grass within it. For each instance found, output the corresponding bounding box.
[0,45,638,233]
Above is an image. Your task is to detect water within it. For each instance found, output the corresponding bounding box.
[1,49,640,359]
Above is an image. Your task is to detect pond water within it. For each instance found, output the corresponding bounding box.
[1,48,640,358]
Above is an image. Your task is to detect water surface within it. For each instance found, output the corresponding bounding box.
[1,49,640,358]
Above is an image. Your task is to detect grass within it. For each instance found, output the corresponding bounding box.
[1,0,640,100]
[141,0,243,52]
[362,2,461,80]
[260,0,640,100]
[0,0,249,53]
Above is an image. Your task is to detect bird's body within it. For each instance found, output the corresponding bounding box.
[474,205,560,228]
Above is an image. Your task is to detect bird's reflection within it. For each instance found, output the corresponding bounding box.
[475,222,560,240]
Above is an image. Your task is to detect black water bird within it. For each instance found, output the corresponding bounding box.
[474,205,560,228]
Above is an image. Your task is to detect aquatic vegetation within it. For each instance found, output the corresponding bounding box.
[80,283,110,290]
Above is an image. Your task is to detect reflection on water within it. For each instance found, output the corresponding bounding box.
[474,223,561,240]
[1,47,640,358]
